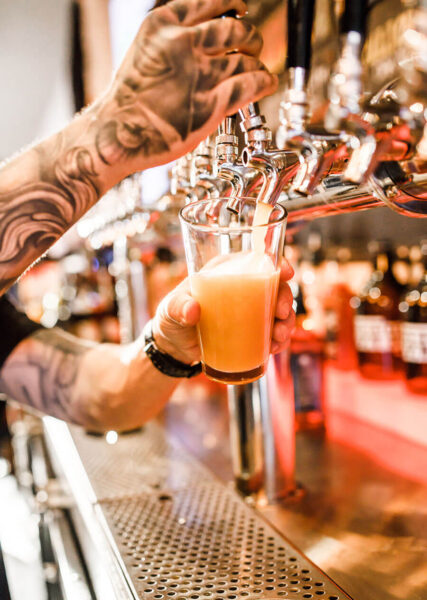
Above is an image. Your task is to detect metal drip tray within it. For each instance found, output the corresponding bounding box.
[69,424,212,500]
[45,420,350,600]
[98,485,348,600]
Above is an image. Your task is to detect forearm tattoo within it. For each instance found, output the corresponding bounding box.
[0,0,268,294]
[0,142,100,294]
[0,329,91,426]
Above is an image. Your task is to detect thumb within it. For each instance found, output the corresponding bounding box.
[161,286,201,328]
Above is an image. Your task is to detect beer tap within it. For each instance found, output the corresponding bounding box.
[324,0,384,185]
[186,137,229,203]
[237,103,300,206]
[276,0,341,196]
[222,105,295,213]
[277,0,314,147]
[214,115,262,209]
[326,0,426,186]
[170,153,192,198]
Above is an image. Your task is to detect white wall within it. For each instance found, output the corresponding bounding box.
[109,0,171,205]
[0,0,74,161]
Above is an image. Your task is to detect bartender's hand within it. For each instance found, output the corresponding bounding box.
[152,260,296,363]
[0,0,277,297]
[97,0,278,173]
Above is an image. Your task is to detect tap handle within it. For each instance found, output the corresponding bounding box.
[239,102,261,122]
[219,116,237,136]
[341,0,368,37]
[286,0,316,72]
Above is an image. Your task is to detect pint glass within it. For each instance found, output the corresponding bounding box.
[180,198,287,384]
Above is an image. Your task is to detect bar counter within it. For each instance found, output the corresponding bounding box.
[40,372,427,600]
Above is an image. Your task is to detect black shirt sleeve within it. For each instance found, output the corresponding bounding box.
[0,296,42,370]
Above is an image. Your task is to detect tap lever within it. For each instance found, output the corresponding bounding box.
[326,1,368,132]
[277,1,316,148]
[239,103,267,134]
[286,0,316,72]
[216,116,239,167]
[341,0,368,37]
[239,104,272,155]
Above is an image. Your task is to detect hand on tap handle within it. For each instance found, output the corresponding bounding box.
[0,0,278,296]
[101,0,276,173]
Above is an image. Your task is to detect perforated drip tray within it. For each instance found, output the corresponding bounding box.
[69,423,351,600]
[70,423,212,500]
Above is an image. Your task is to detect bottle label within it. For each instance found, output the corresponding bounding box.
[354,315,392,353]
[401,322,427,365]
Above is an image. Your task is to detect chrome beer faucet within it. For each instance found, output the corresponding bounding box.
[214,115,264,209]
[276,0,427,228]
[186,137,230,203]
[325,0,426,186]
[170,153,192,197]
[237,103,300,206]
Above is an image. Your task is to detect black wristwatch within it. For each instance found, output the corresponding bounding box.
[143,320,202,379]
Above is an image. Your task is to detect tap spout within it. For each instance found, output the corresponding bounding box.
[243,149,300,206]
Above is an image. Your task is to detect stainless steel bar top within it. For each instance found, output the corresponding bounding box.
[42,417,351,600]
[42,380,427,600]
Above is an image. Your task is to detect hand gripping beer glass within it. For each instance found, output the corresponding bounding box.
[180,198,287,384]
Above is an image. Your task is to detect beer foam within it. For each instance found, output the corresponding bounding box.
[201,251,276,277]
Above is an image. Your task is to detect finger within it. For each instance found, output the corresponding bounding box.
[159,282,201,327]
[279,259,294,282]
[196,54,267,93]
[193,18,262,57]
[271,340,289,355]
[216,70,278,117]
[272,310,296,344]
[275,282,294,320]
[163,0,247,26]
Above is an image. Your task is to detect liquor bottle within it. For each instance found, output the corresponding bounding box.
[354,241,405,380]
[290,281,325,430]
[299,230,326,335]
[323,246,357,369]
[400,240,427,395]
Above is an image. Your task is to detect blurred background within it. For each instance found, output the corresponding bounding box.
[0,2,426,600]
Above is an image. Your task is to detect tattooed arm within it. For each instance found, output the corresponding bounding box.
[0,0,277,295]
[0,264,295,433]
[0,328,182,433]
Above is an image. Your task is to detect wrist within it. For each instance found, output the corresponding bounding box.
[144,320,201,379]
[151,318,193,365]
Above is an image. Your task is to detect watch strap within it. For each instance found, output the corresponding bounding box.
[143,320,202,379]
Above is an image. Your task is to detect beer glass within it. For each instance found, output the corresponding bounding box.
[180,198,287,384]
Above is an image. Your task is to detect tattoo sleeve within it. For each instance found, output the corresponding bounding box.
[0,0,275,295]
[0,328,94,427]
